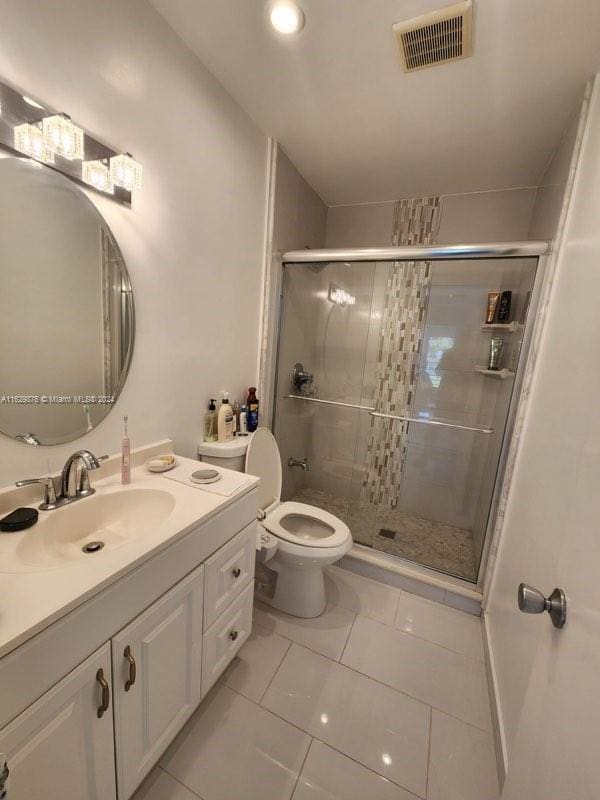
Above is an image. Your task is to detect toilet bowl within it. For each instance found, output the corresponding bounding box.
[246,428,353,618]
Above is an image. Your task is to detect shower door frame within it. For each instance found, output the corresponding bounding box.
[278,241,549,591]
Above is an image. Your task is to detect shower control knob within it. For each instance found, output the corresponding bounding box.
[517,583,567,629]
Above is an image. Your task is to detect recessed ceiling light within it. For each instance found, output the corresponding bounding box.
[268,1,305,35]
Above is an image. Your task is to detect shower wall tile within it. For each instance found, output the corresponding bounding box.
[437,188,537,244]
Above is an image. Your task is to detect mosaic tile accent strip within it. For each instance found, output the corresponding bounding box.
[361,196,442,507]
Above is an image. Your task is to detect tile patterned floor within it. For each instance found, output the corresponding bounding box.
[134,566,499,800]
[291,487,477,581]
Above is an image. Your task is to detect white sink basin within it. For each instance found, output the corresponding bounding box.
[8,489,176,571]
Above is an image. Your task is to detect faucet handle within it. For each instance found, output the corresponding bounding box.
[15,477,58,509]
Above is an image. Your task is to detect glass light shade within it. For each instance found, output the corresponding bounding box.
[109,154,142,191]
[14,123,55,164]
[42,114,84,160]
[82,159,114,194]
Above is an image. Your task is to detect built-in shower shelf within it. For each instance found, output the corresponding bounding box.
[481,322,522,332]
[474,366,515,379]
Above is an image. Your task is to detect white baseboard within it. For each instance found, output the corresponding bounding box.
[481,611,508,788]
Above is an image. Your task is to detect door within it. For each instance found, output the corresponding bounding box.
[0,643,116,800]
[112,564,204,799]
[486,77,600,798]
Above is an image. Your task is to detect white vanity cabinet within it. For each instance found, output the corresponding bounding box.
[111,564,205,799]
[0,488,258,800]
[0,643,117,800]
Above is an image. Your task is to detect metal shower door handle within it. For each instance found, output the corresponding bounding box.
[517,583,567,629]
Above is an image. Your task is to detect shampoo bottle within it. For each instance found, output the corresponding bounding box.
[217,394,235,442]
[121,415,131,485]
[203,399,217,442]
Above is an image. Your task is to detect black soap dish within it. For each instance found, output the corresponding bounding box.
[0,507,39,532]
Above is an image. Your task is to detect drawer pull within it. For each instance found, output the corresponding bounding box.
[96,668,110,718]
[232,567,241,578]
[229,629,239,641]
[124,645,137,691]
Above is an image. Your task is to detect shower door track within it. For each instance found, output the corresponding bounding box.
[283,394,494,434]
[282,240,548,263]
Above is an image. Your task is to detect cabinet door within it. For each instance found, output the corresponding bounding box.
[0,643,116,800]
[112,564,204,799]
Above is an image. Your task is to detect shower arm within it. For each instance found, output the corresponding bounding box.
[283,395,494,435]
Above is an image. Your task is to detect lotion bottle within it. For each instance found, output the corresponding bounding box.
[121,415,131,484]
[217,394,234,442]
[203,399,217,442]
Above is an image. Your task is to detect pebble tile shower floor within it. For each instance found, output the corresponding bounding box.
[133,566,498,800]
[292,487,477,581]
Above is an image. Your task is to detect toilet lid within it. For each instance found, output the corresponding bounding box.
[245,427,282,510]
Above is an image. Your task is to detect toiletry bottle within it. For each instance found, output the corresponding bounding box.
[217,394,235,442]
[122,415,131,485]
[204,399,217,442]
[232,400,241,435]
[246,387,259,432]
[497,290,512,323]
[239,405,248,435]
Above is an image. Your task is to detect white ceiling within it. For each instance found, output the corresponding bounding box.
[150,0,600,206]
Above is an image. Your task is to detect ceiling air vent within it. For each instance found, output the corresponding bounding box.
[393,0,473,73]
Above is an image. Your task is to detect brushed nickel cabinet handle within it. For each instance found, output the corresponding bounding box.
[232,567,241,578]
[229,629,239,641]
[96,668,110,718]
[124,645,137,691]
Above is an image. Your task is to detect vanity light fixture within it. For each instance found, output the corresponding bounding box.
[328,283,356,306]
[14,123,55,164]
[82,159,114,194]
[42,113,84,160]
[268,0,305,34]
[109,153,143,192]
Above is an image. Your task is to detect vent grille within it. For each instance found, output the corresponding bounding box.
[393,1,473,73]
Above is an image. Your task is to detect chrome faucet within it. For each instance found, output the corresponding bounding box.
[288,457,309,471]
[16,449,107,511]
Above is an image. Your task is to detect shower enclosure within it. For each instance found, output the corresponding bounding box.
[272,243,546,583]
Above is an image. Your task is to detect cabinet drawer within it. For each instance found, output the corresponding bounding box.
[203,522,256,628]
[202,581,253,698]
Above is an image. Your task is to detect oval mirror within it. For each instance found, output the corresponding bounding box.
[0,158,134,445]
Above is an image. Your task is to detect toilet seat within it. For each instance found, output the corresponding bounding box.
[246,428,351,551]
[263,501,350,549]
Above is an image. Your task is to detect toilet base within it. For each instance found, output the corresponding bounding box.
[258,556,327,618]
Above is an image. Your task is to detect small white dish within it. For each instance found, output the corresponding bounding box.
[146,455,177,473]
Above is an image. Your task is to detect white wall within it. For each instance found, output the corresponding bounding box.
[0,0,268,486]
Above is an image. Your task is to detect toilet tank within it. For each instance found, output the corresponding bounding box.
[197,436,252,473]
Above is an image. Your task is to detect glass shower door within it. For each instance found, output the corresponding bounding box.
[273,256,538,582]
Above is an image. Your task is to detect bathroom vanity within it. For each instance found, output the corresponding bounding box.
[0,450,258,799]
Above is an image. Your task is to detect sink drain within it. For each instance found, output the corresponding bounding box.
[82,541,105,554]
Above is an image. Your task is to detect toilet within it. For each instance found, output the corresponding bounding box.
[198,428,353,618]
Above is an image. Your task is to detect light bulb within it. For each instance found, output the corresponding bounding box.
[269,1,305,34]
[82,159,114,194]
[109,153,143,192]
[14,123,55,164]
[42,114,84,160]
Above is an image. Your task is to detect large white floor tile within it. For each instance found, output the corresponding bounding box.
[292,740,419,800]
[161,684,310,800]
[262,643,430,797]
[342,616,491,730]
[395,592,484,660]
[427,710,499,800]
[253,600,355,660]
[224,621,291,702]
[132,768,200,800]
[325,566,400,626]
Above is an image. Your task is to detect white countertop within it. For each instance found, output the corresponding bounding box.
[0,456,259,659]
